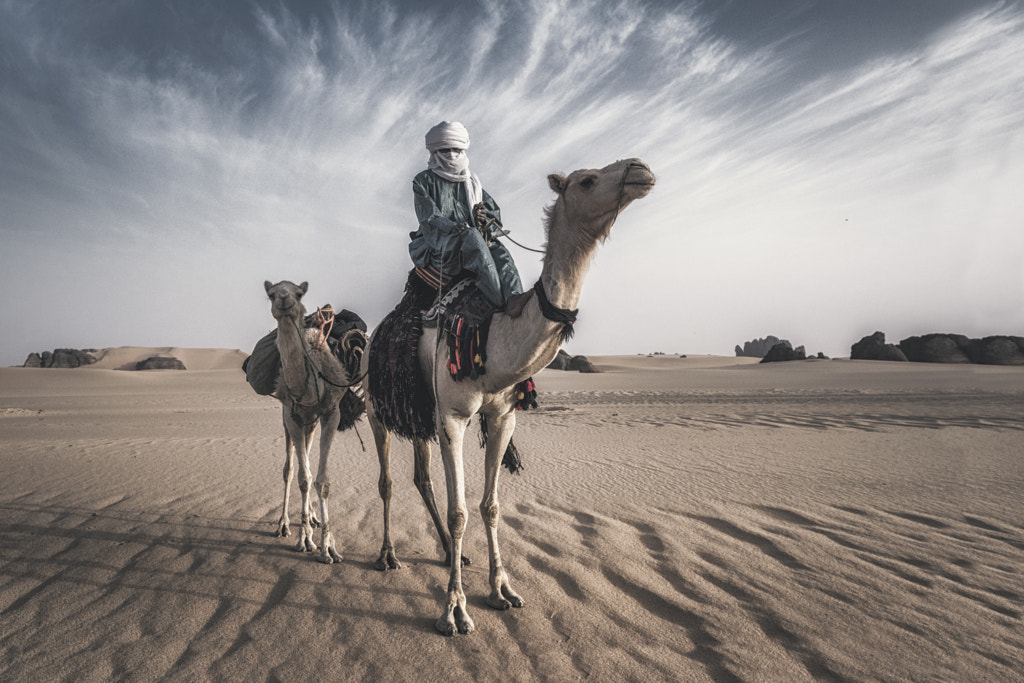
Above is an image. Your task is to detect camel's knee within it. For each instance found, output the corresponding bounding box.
[316,480,330,500]
[480,499,500,527]
[299,478,310,494]
[413,466,428,488]
[448,506,468,537]
[414,474,435,499]
[378,474,392,501]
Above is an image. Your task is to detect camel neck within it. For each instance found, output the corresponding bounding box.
[477,207,601,383]
[540,211,598,312]
[276,315,311,392]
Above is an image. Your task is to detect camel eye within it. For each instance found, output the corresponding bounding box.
[580,176,596,189]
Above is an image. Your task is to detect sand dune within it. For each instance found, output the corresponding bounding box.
[1,355,1022,680]
[83,346,250,371]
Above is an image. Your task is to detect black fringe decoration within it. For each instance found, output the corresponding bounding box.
[533,279,578,343]
[479,414,525,476]
[367,271,438,440]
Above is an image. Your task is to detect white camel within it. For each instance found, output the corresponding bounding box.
[265,280,365,564]
[362,158,655,635]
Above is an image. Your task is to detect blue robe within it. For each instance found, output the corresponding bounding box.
[408,169,522,308]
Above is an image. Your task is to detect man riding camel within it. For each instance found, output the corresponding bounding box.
[408,120,528,317]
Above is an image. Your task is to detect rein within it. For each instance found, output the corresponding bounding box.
[283,318,366,406]
[313,305,334,349]
[499,161,646,255]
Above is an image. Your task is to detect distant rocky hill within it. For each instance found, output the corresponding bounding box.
[851,332,1024,365]
[23,347,189,370]
[23,349,102,368]
[135,356,187,370]
[546,349,599,373]
[759,341,806,363]
[736,336,789,358]
[849,332,908,362]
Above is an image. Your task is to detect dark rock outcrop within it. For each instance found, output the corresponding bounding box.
[546,349,600,373]
[546,349,571,370]
[898,334,972,364]
[136,356,186,371]
[850,332,1024,365]
[760,341,806,363]
[967,336,1024,365]
[736,336,789,359]
[850,332,908,362]
[23,348,101,368]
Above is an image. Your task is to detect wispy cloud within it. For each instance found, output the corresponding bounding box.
[1,0,1022,364]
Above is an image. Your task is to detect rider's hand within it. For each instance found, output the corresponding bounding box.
[472,203,488,226]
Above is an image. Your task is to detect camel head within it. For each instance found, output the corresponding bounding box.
[547,158,655,245]
[264,280,308,321]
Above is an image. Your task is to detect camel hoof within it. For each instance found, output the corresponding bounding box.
[318,548,342,564]
[374,549,402,571]
[487,595,512,611]
[435,610,474,636]
[489,585,524,610]
[294,538,317,553]
[505,586,524,608]
[275,524,290,538]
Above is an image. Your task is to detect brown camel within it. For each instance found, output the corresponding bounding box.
[265,280,365,564]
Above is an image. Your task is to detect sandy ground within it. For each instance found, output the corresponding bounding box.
[1,350,1023,681]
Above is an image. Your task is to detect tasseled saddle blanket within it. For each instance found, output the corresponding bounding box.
[368,267,536,473]
[423,276,493,381]
[243,307,367,432]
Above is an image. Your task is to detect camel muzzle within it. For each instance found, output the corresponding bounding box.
[622,160,656,193]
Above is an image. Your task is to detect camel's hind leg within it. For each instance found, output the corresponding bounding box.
[314,408,343,564]
[413,438,470,567]
[480,410,524,611]
[276,428,296,537]
[368,403,400,570]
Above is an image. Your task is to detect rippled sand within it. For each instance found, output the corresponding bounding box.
[2,351,1022,681]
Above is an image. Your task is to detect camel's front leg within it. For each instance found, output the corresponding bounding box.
[314,407,343,564]
[276,428,296,537]
[284,412,318,553]
[480,410,524,611]
[436,414,475,636]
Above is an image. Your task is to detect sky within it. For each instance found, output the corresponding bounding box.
[2,0,1023,366]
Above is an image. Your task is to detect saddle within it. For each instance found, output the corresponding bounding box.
[423,273,495,381]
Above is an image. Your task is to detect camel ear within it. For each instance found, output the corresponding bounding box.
[299,282,308,296]
[264,281,273,294]
[548,173,568,195]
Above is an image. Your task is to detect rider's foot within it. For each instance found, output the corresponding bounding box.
[503,291,532,319]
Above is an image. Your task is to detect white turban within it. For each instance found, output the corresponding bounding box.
[425,121,470,152]
[424,120,483,219]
